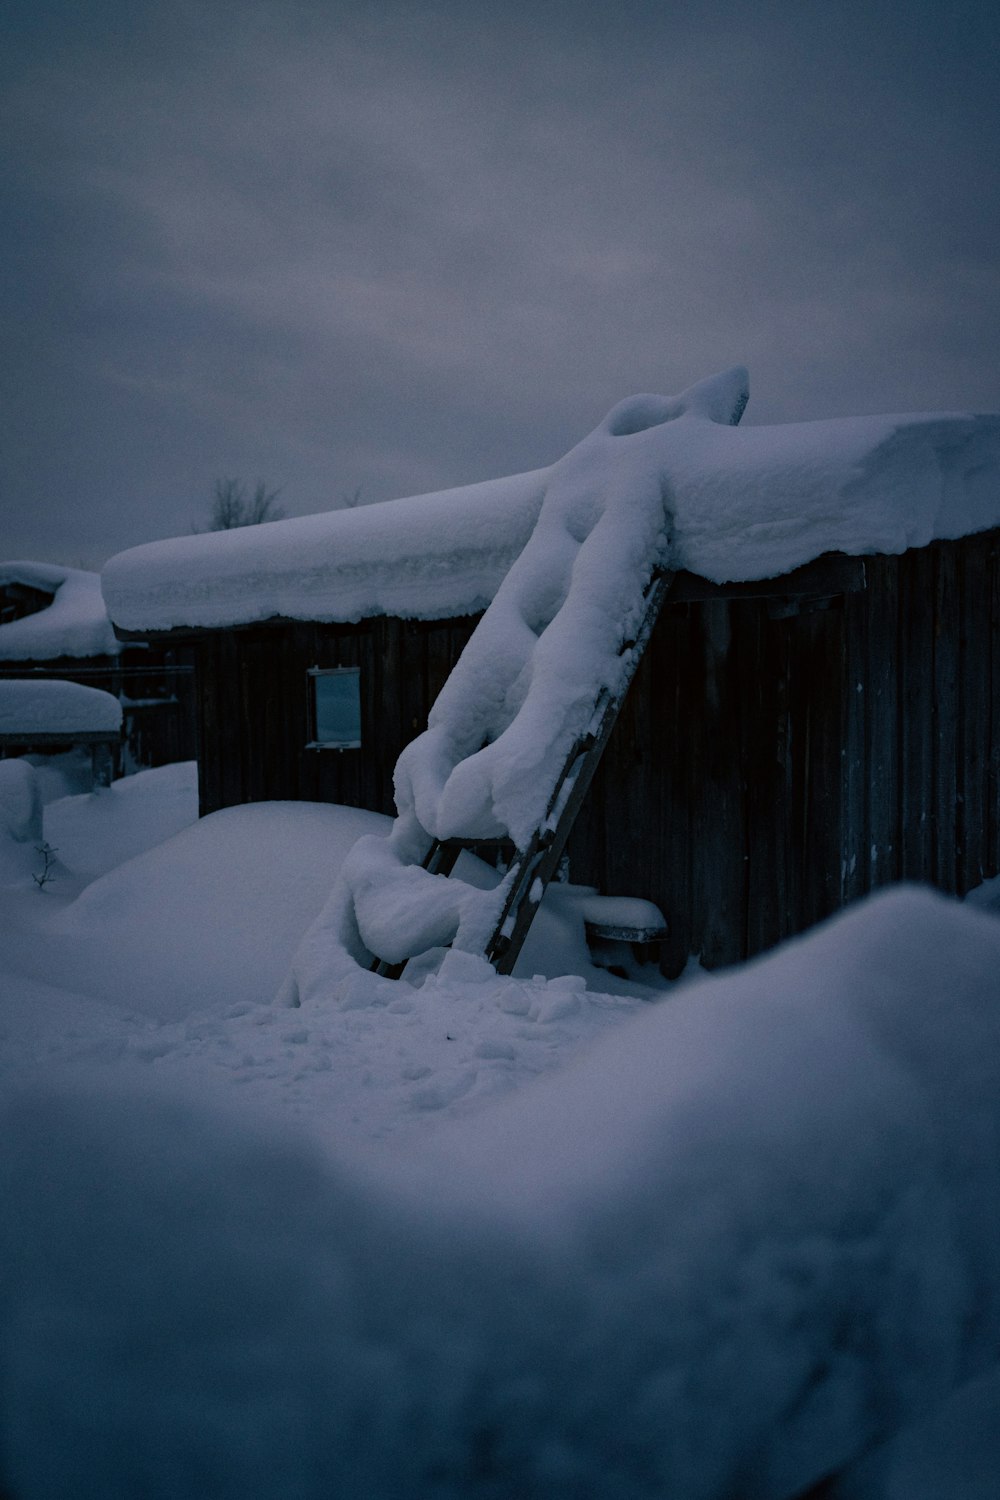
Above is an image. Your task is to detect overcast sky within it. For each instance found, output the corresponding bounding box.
[2,0,998,568]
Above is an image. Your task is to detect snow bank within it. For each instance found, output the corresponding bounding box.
[0,562,118,660]
[0,791,649,1133]
[101,371,1000,634]
[102,467,548,632]
[32,801,392,1019]
[41,760,198,881]
[0,678,122,736]
[3,888,1000,1498]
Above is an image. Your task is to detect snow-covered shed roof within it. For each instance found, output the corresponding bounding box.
[101,370,1000,636]
[0,563,119,661]
[0,678,122,737]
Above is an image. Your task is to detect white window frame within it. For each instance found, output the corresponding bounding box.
[306,665,362,750]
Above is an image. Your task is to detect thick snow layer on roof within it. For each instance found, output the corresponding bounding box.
[102,469,548,633]
[0,679,122,737]
[0,563,118,660]
[667,406,1000,584]
[101,371,1000,634]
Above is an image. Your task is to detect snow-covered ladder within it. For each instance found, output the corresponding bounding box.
[374,564,675,978]
[290,370,750,1000]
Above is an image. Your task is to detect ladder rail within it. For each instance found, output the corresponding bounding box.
[370,567,674,980]
[486,567,675,974]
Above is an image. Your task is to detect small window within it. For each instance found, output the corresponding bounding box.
[307,666,361,749]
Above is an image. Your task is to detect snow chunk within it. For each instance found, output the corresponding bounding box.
[0,678,122,736]
[0,562,118,660]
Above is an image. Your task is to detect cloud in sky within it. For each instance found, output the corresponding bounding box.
[2,0,998,565]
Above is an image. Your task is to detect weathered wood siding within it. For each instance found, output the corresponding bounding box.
[569,528,1000,974]
[193,528,1000,976]
[195,615,480,818]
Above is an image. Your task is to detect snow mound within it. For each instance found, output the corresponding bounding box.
[42,760,198,881]
[3,888,1000,1497]
[0,677,122,735]
[101,371,1000,634]
[287,369,747,996]
[0,562,118,660]
[28,801,391,1019]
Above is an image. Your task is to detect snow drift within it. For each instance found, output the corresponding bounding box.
[3,887,1000,1498]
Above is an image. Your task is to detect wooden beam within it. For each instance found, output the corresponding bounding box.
[666,554,867,606]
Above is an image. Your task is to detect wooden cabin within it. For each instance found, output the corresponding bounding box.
[0,562,196,773]
[102,387,1000,976]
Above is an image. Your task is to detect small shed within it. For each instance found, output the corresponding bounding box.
[103,374,1000,975]
[0,561,195,773]
[0,678,123,789]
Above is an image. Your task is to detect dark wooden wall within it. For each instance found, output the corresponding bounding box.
[570,528,1000,974]
[195,615,480,818]
[192,528,1000,976]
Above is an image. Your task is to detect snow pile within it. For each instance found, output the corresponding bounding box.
[0,787,651,1133]
[3,888,1000,1497]
[24,801,391,1019]
[0,562,118,660]
[289,370,747,997]
[0,759,43,886]
[101,371,1000,635]
[0,678,122,736]
[40,759,198,881]
[102,467,547,632]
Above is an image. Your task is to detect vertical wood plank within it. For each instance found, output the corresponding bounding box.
[799,604,845,931]
[656,604,694,977]
[899,545,935,882]
[989,534,1000,880]
[689,599,747,968]
[840,584,868,904]
[866,555,900,892]
[933,542,959,892]
[957,534,988,894]
[744,606,785,956]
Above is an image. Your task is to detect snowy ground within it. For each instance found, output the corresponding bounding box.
[2,762,1000,1497]
[0,762,655,1142]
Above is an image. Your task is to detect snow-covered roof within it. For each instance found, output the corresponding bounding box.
[103,470,547,634]
[0,562,119,661]
[101,370,1000,635]
[0,678,122,737]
